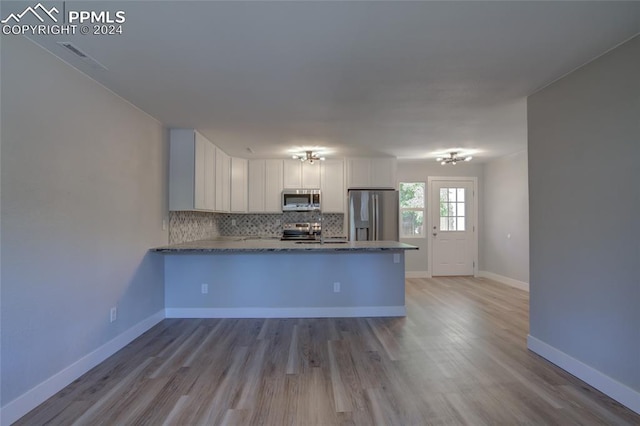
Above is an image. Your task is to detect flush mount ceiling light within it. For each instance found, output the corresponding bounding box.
[291,150,326,164]
[436,151,473,165]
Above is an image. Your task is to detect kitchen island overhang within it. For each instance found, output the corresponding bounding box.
[152,240,418,318]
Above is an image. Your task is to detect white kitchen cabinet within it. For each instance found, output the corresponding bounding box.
[215,146,231,212]
[320,159,345,213]
[231,158,248,213]
[264,160,284,212]
[283,159,321,189]
[203,140,216,210]
[301,162,321,188]
[283,159,302,188]
[346,158,372,189]
[346,157,397,189]
[248,160,266,213]
[169,129,215,211]
[249,159,284,213]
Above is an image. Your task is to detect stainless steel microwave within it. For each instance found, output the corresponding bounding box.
[282,189,321,212]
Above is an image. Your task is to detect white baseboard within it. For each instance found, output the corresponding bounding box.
[527,335,640,415]
[165,306,406,318]
[405,271,430,278]
[479,270,529,292]
[1,310,165,425]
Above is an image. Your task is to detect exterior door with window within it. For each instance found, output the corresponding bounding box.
[430,180,475,276]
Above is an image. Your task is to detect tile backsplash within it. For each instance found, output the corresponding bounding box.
[169,211,220,244]
[170,211,344,244]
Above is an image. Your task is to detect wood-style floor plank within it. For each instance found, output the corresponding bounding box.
[14,277,640,425]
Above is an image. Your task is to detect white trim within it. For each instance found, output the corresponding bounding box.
[165,306,406,319]
[479,271,529,292]
[0,310,165,425]
[527,335,640,415]
[427,176,479,277]
[405,271,430,278]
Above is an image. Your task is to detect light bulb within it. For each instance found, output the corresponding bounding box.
[292,155,298,159]
[441,161,446,165]
[465,156,472,162]
[436,157,443,162]
[320,157,326,161]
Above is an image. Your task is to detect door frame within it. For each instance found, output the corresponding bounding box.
[427,176,478,278]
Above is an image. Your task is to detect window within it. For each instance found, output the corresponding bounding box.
[399,182,425,238]
[439,187,466,231]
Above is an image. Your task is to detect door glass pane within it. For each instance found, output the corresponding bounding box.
[439,187,466,232]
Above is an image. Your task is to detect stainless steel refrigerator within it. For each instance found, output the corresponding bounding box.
[348,189,399,241]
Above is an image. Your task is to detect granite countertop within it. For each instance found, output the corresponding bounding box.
[151,238,418,253]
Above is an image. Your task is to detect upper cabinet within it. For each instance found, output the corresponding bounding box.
[249,160,284,213]
[346,157,397,189]
[320,159,345,213]
[170,134,353,215]
[215,147,231,212]
[283,160,321,189]
[169,129,216,211]
[230,157,248,213]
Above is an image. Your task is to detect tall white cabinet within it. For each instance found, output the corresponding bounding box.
[248,160,283,213]
[231,157,248,213]
[320,159,345,213]
[215,147,231,212]
[169,129,216,211]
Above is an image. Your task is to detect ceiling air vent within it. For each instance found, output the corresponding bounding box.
[59,42,87,58]
[56,42,107,70]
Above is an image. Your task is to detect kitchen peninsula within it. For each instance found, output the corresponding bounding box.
[152,239,417,318]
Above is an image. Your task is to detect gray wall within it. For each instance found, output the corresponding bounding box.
[528,36,639,392]
[483,150,529,282]
[1,37,168,405]
[397,160,484,273]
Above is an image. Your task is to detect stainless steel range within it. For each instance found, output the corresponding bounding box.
[281,222,321,241]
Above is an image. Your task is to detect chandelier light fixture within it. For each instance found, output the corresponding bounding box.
[436,152,473,165]
[292,150,326,164]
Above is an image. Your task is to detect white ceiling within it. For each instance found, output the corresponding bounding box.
[26,1,640,161]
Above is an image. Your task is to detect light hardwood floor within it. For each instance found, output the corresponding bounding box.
[16,277,640,425]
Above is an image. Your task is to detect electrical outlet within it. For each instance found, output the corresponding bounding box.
[393,253,400,264]
[201,283,208,294]
[110,307,117,323]
[333,282,341,293]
